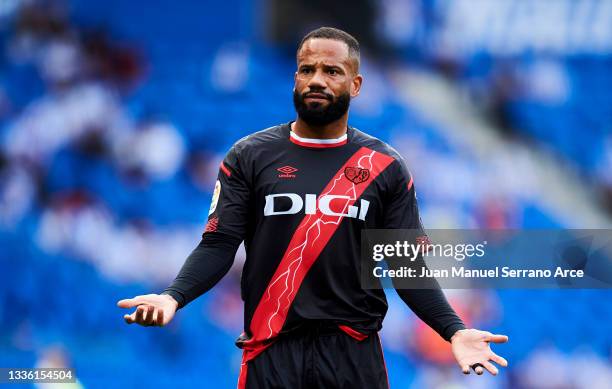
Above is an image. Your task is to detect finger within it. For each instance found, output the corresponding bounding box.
[135,306,145,324]
[481,361,499,376]
[117,297,143,309]
[124,312,136,324]
[461,364,471,374]
[150,307,160,326]
[143,305,155,326]
[156,309,165,326]
[472,363,484,375]
[487,334,509,343]
[489,352,508,367]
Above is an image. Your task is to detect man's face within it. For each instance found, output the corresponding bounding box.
[293,38,362,126]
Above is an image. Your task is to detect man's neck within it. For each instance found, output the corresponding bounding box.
[291,116,348,139]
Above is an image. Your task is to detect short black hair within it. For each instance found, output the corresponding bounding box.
[296,27,360,72]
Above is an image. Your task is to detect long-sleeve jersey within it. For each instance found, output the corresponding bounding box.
[163,122,465,355]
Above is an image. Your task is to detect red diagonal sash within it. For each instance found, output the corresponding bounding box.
[239,147,394,369]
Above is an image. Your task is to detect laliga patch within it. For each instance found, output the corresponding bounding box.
[344,167,370,184]
[209,180,221,215]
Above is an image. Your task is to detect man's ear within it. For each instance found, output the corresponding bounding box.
[294,71,298,83]
[350,74,363,98]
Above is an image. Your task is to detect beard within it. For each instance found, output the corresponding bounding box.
[293,89,350,126]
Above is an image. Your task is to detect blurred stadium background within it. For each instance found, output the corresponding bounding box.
[1,0,611,387]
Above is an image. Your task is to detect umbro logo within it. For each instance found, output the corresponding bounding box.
[277,165,298,178]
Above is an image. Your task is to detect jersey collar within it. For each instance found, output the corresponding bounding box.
[288,125,348,149]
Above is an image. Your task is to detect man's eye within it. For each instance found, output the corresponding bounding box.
[328,69,337,75]
[301,68,312,74]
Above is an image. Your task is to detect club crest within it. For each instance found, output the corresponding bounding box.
[344,167,370,184]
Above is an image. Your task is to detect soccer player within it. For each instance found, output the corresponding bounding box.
[117,27,508,388]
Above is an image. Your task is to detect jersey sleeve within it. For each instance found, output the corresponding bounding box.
[382,157,466,341]
[161,144,250,309]
[203,144,251,241]
[382,157,426,235]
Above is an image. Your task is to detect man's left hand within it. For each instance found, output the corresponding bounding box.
[450,328,508,375]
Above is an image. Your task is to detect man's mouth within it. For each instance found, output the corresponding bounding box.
[304,93,331,102]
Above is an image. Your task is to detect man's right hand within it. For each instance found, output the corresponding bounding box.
[117,294,178,327]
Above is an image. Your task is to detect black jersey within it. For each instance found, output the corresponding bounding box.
[204,122,425,356]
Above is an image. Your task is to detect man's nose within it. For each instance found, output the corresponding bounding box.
[308,69,326,89]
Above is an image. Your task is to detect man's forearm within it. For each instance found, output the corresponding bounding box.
[162,233,242,309]
[391,253,466,341]
[395,286,466,341]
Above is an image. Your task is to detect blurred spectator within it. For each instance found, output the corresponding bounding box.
[35,345,84,389]
[597,135,612,212]
[35,192,196,285]
[113,119,186,182]
[517,346,612,389]
[4,82,129,166]
[0,161,37,227]
[210,42,251,94]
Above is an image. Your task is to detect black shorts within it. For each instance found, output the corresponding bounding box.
[241,324,389,389]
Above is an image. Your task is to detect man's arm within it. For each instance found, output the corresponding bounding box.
[161,233,241,309]
[117,234,241,326]
[391,254,508,375]
[394,276,510,376]
[118,143,251,326]
[382,157,508,375]
[394,276,466,342]
[382,159,464,339]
